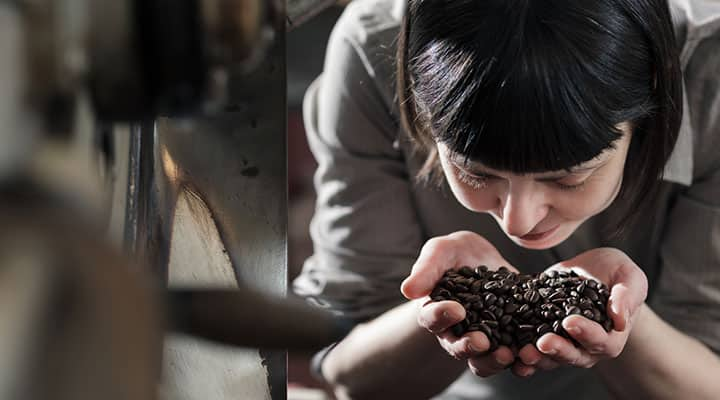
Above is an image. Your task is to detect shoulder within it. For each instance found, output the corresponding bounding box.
[330,0,403,110]
[670,0,720,181]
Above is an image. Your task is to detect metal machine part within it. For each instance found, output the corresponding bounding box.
[286,0,338,30]
[0,182,162,400]
[1,0,352,398]
[20,0,276,125]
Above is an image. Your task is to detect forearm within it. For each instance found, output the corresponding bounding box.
[596,303,720,399]
[322,300,466,400]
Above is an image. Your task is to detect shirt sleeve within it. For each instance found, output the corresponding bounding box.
[649,33,720,353]
[292,9,424,323]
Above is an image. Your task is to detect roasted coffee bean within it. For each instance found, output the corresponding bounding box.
[484,293,498,305]
[471,280,485,293]
[566,306,582,315]
[500,314,513,326]
[537,323,552,336]
[480,310,497,321]
[459,266,475,277]
[504,303,519,314]
[477,323,493,338]
[451,324,464,337]
[583,287,599,302]
[483,320,499,329]
[500,332,513,346]
[431,267,612,349]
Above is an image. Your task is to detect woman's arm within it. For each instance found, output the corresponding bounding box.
[321,300,466,400]
[596,303,720,400]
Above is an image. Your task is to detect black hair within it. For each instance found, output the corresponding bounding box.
[397,0,682,230]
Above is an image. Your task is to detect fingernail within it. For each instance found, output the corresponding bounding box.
[611,301,621,317]
[495,356,507,366]
[566,325,581,335]
[544,348,556,355]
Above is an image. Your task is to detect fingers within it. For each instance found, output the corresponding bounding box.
[401,236,459,299]
[561,315,623,357]
[467,346,514,377]
[418,300,466,333]
[536,333,596,368]
[608,265,647,332]
[401,231,516,299]
[438,331,491,360]
[516,343,560,373]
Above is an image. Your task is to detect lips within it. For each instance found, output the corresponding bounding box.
[519,225,559,242]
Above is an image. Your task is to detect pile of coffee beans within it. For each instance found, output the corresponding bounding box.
[430,266,613,351]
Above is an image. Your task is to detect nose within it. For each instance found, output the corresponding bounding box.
[498,181,549,237]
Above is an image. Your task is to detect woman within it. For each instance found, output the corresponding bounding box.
[293,0,720,398]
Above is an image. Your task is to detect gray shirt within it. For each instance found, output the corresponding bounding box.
[293,0,720,398]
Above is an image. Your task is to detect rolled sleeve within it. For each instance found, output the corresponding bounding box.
[292,8,423,323]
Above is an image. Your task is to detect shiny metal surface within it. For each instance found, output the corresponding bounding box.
[287,0,337,30]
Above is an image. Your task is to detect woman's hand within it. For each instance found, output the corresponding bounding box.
[400,231,521,377]
[515,247,649,375]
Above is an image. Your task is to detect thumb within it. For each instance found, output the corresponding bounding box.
[401,242,457,300]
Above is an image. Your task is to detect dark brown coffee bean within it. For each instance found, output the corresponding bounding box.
[518,324,535,332]
[459,266,475,277]
[548,291,566,301]
[477,323,493,338]
[513,293,524,302]
[582,309,594,319]
[576,282,586,294]
[484,293,497,305]
[451,324,464,337]
[518,304,530,314]
[521,310,535,320]
[496,297,505,308]
[504,302,519,314]
[583,287,599,302]
[566,306,581,315]
[500,314,513,326]
[483,281,501,291]
[553,320,562,334]
[470,280,485,293]
[500,332,513,346]
[480,310,496,321]
[467,311,478,323]
[482,320,499,329]
[593,308,604,322]
[537,323,552,336]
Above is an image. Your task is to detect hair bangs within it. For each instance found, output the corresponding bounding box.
[411,0,657,174]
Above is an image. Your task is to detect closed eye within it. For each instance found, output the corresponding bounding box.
[455,167,497,190]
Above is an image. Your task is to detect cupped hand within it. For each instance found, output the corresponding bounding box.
[515,247,648,373]
[401,231,524,377]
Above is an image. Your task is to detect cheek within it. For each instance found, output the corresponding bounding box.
[550,177,622,221]
[444,175,499,212]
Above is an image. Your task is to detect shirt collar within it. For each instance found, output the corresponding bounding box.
[663,100,693,186]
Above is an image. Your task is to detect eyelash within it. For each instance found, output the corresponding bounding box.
[455,166,587,192]
[455,168,491,190]
[554,181,586,191]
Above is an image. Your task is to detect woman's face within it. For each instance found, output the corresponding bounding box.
[437,123,632,250]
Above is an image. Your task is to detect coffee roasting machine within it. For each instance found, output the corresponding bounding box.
[0,0,347,399]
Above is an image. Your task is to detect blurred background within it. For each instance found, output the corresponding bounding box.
[0,0,352,399]
[286,2,346,399]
